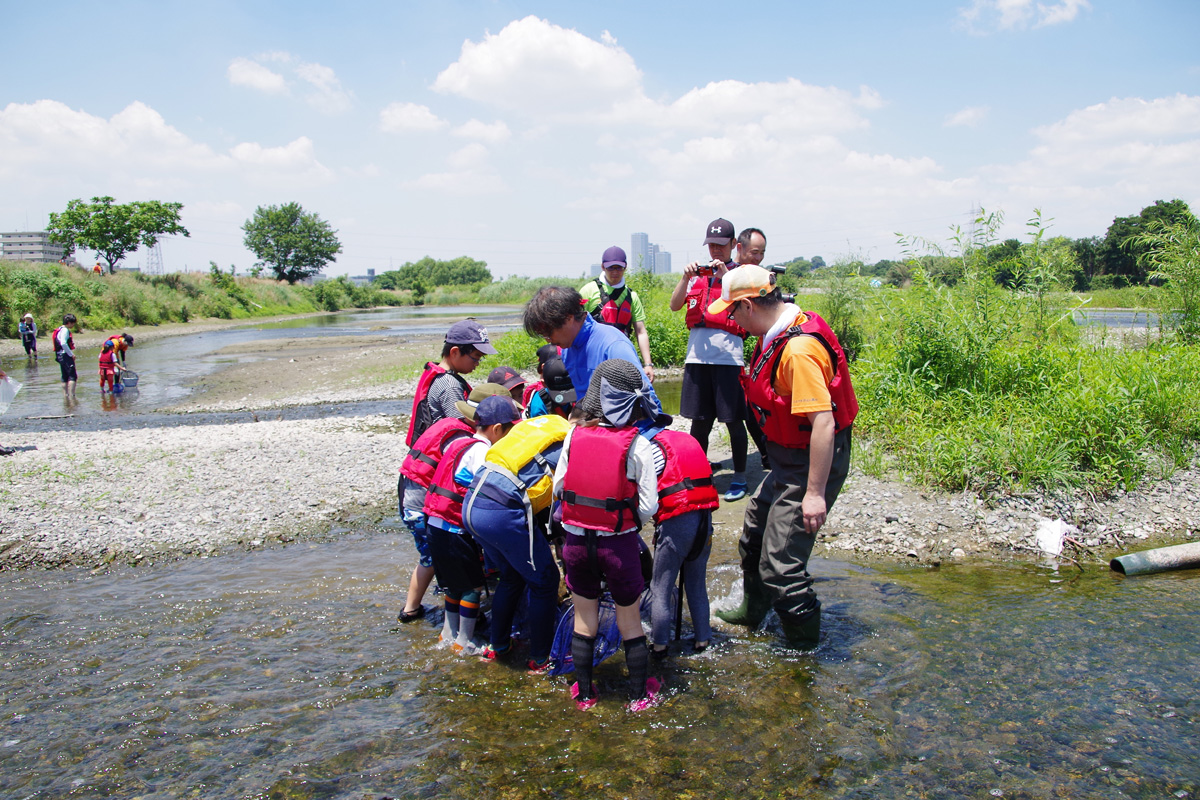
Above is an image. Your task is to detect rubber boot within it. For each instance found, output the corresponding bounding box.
[715,572,772,629]
[778,607,821,650]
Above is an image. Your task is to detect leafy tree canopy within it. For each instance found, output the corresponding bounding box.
[242,202,342,284]
[375,256,492,291]
[47,196,189,274]
[1098,199,1197,284]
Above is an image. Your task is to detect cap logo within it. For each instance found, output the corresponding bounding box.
[711,225,721,233]
[477,327,490,342]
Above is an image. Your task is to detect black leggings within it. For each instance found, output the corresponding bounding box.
[689,417,748,474]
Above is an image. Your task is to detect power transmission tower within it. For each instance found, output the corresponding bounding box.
[145,241,164,275]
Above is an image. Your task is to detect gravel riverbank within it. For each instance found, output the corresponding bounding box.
[3,321,1200,571]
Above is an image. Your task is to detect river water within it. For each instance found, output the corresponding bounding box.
[3,306,1198,798]
[0,306,523,421]
[2,533,1197,799]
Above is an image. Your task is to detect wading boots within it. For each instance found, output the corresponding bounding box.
[715,572,772,628]
[778,607,821,650]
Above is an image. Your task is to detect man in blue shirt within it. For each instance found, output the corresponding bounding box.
[523,286,659,412]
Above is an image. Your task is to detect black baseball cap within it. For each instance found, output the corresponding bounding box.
[487,366,526,391]
[542,358,576,404]
[703,218,735,245]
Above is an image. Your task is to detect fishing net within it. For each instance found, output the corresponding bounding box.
[547,590,651,677]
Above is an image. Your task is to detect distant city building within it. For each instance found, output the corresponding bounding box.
[655,251,672,274]
[630,232,650,273]
[590,263,602,278]
[0,231,66,263]
[349,268,377,287]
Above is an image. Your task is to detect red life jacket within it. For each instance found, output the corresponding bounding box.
[683,268,747,337]
[651,430,719,523]
[559,426,642,532]
[422,435,480,528]
[589,279,634,335]
[746,310,858,448]
[405,362,470,447]
[400,417,475,488]
[51,326,73,354]
[521,380,544,410]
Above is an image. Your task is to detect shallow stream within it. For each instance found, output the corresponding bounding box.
[2,529,1196,799]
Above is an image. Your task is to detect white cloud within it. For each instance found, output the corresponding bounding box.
[452,119,511,143]
[988,94,1200,227]
[447,143,489,170]
[230,136,335,182]
[295,61,354,114]
[379,102,447,133]
[0,100,333,187]
[433,16,644,118]
[958,0,1091,32]
[944,105,990,127]
[664,79,879,134]
[227,53,353,114]
[403,170,506,195]
[1033,94,1200,144]
[227,57,287,94]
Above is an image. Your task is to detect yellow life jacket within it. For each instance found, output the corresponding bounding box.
[483,414,569,513]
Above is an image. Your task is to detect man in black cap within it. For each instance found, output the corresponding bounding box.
[579,246,655,382]
[668,218,751,502]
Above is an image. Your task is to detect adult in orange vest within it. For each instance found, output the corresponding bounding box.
[707,266,857,649]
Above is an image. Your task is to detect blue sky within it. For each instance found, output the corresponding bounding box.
[1,1,1197,277]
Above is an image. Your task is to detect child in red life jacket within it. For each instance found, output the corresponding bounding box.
[98,340,120,393]
[396,320,497,624]
[397,383,512,624]
[646,429,720,658]
[425,394,520,655]
[552,359,665,711]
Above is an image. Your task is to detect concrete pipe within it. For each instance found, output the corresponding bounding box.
[1110,541,1200,576]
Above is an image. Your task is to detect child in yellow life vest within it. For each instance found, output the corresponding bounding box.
[553,359,663,711]
[424,394,520,655]
[463,411,570,672]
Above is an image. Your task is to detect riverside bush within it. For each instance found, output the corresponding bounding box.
[0,260,416,336]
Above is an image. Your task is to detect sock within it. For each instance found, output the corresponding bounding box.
[441,595,461,643]
[455,591,481,650]
[571,633,597,699]
[624,636,650,700]
[732,471,746,485]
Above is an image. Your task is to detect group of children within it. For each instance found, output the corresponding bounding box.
[396,320,719,712]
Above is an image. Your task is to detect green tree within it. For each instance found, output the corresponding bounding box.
[1097,199,1197,285]
[47,196,189,274]
[242,202,342,284]
[376,256,491,291]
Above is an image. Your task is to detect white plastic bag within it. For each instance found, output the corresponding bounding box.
[0,375,22,415]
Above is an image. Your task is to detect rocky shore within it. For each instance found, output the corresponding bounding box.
[3,322,1199,572]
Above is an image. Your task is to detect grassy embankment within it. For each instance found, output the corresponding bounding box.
[485,270,1196,499]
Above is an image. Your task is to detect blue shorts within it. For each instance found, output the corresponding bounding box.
[402,508,433,568]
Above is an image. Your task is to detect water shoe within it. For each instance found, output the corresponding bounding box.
[723,482,747,502]
[627,677,662,713]
[397,605,426,623]
[570,682,598,710]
